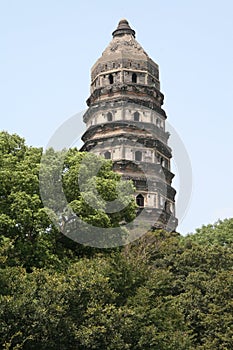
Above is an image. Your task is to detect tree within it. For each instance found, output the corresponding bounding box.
[0,132,136,269]
[185,218,233,246]
[0,132,55,269]
[1,132,233,349]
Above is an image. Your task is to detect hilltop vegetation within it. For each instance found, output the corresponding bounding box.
[0,132,233,349]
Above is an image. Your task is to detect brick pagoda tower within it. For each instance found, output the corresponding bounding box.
[81,19,178,231]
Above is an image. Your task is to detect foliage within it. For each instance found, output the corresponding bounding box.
[1,132,233,349]
[0,132,136,269]
[185,218,233,246]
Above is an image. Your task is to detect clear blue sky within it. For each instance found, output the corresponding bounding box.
[1,0,233,234]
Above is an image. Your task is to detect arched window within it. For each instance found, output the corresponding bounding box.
[135,150,142,161]
[107,112,113,122]
[133,111,140,121]
[165,201,171,213]
[156,118,162,128]
[136,194,144,207]
[109,74,114,84]
[132,73,137,83]
[160,157,165,167]
[104,151,111,159]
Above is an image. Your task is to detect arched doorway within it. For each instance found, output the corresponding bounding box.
[135,150,142,161]
[104,151,111,159]
[132,73,137,83]
[109,74,114,84]
[136,194,144,207]
[107,112,113,121]
[133,111,140,121]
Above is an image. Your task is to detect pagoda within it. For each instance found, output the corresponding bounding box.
[81,19,178,231]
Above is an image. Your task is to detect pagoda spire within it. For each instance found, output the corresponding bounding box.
[112,18,136,38]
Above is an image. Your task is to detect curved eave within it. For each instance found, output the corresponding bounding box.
[86,83,164,107]
[81,132,172,158]
[84,97,167,120]
[113,160,175,184]
[82,120,169,142]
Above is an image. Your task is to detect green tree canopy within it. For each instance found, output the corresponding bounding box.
[0,132,136,269]
[1,132,233,349]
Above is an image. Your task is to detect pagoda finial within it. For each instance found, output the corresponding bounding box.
[112,19,136,38]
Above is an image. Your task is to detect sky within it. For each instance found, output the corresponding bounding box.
[0,0,233,234]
